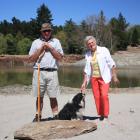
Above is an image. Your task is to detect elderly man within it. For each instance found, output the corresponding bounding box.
[28,23,64,122]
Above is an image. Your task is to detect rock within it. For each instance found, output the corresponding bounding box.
[14,120,97,140]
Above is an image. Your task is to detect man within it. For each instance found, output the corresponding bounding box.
[28,23,64,122]
[81,36,119,121]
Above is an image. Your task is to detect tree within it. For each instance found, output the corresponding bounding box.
[28,3,54,39]
[80,20,93,36]
[79,21,87,44]
[109,13,129,51]
[80,11,111,51]
[109,17,120,52]
[82,11,107,46]
[64,19,83,54]
[0,20,12,35]
[117,13,129,50]
[15,31,24,42]
[131,28,139,46]
[128,25,140,46]
[83,15,98,36]
[17,38,32,54]
[36,3,53,27]
[5,34,16,54]
[54,30,67,52]
[96,10,106,46]
[117,13,129,31]
[11,17,22,36]
[0,34,7,54]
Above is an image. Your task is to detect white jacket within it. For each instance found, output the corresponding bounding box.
[84,46,116,84]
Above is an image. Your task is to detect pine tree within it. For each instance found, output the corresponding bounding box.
[36,3,53,27]
[109,13,129,51]
[131,28,139,46]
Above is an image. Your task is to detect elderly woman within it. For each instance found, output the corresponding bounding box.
[81,36,119,121]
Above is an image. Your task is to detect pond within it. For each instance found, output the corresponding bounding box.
[0,65,140,88]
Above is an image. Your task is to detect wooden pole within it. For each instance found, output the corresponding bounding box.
[37,51,45,122]
[37,64,41,122]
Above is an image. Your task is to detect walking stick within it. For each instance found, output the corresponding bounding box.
[37,51,45,122]
[37,63,41,122]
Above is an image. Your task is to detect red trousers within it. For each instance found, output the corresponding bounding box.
[91,77,110,117]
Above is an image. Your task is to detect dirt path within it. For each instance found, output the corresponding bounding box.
[0,89,140,140]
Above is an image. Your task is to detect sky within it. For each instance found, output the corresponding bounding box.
[0,0,139,26]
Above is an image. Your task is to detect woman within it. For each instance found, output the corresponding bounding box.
[81,36,119,121]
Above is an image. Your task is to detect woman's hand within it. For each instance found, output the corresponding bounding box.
[112,75,120,86]
[80,82,87,93]
[112,66,120,87]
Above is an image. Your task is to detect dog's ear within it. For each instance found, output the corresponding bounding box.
[79,92,85,96]
[80,92,85,97]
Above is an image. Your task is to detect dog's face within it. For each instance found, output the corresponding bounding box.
[72,92,85,108]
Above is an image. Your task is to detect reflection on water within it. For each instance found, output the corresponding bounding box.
[0,65,140,88]
[59,66,140,88]
[58,66,83,88]
[0,67,32,86]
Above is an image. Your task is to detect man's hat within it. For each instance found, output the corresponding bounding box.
[40,23,53,32]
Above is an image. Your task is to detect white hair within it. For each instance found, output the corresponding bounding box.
[84,36,96,46]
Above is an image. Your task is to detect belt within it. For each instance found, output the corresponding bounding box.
[34,68,57,72]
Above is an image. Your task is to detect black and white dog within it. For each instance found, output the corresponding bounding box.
[58,93,85,120]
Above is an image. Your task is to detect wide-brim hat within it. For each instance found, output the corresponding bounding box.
[40,23,53,32]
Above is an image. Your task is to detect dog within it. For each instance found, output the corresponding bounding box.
[58,93,85,120]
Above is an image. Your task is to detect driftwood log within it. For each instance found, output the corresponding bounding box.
[14,120,97,140]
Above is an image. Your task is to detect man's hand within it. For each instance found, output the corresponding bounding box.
[43,42,53,52]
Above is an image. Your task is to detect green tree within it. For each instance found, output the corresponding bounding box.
[131,28,139,46]
[64,19,83,54]
[5,34,16,54]
[117,13,129,50]
[27,19,39,39]
[15,31,24,42]
[109,13,129,51]
[0,34,7,54]
[28,3,53,39]
[17,38,32,54]
[36,3,53,27]
[0,20,12,35]
[109,18,119,52]
[128,25,140,46]
[80,20,92,36]
[11,17,22,36]
[54,30,67,52]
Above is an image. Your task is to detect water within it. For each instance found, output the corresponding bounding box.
[0,65,140,88]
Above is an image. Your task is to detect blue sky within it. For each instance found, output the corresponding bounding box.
[0,0,139,26]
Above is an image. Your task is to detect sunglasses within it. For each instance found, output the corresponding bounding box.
[43,30,52,33]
